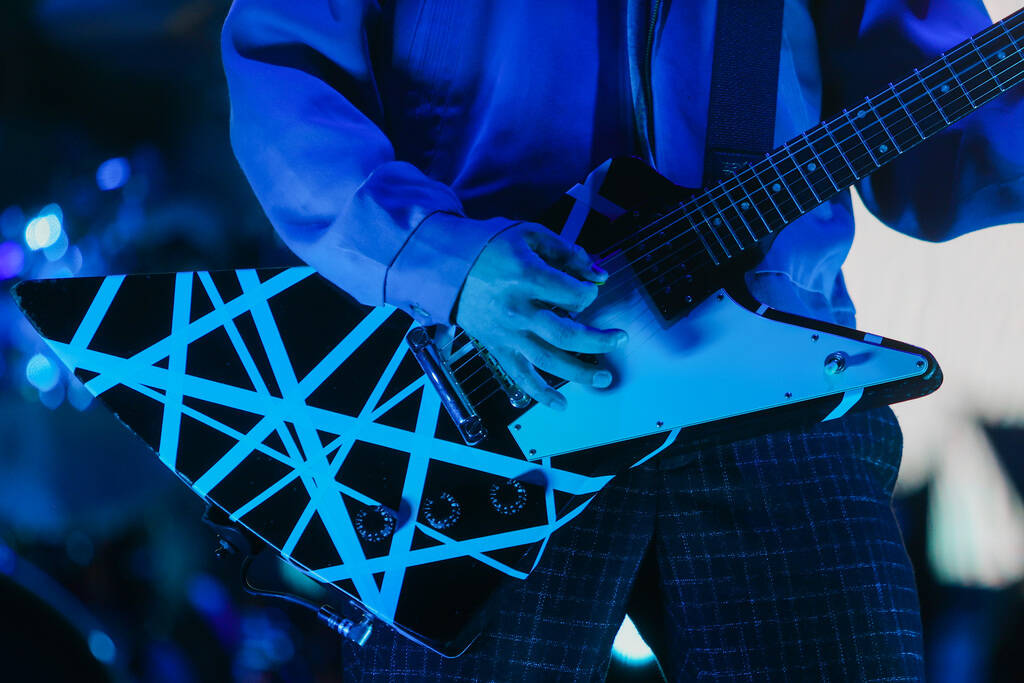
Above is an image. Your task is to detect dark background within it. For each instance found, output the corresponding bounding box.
[0,1,1020,681]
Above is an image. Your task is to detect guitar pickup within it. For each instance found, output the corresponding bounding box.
[407,326,487,445]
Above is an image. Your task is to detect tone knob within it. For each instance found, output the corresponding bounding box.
[423,491,462,530]
[354,506,396,543]
[489,479,527,516]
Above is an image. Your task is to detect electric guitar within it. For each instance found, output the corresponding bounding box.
[14,8,1024,657]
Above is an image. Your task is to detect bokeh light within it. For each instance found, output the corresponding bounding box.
[87,630,117,664]
[0,241,25,279]
[96,157,131,191]
[43,230,69,261]
[24,205,64,251]
[25,353,60,392]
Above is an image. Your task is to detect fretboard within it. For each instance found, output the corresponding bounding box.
[654,7,1024,266]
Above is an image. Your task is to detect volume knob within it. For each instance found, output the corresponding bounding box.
[489,479,527,516]
[423,491,462,530]
[354,506,396,543]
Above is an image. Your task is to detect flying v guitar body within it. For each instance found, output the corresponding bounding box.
[14,157,941,656]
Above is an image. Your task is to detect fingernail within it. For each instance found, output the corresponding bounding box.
[614,331,629,347]
[590,263,608,280]
[549,395,567,411]
[592,370,613,388]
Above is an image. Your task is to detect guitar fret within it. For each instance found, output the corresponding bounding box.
[782,142,821,203]
[998,21,1024,93]
[941,53,977,107]
[730,176,768,239]
[764,153,805,213]
[890,83,924,139]
[872,88,923,153]
[864,95,902,153]
[721,184,757,242]
[692,200,733,259]
[1001,18,1023,54]
[843,109,880,167]
[970,36,1005,91]
[707,192,747,250]
[829,115,876,181]
[915,68,950,124]
[821,120,859,180]
[691,220,721,266]
[802,131,839,192]
[746,170,783,229]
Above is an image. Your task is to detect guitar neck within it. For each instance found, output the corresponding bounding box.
[671,8,1024,264]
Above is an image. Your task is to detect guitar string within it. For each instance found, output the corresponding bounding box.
[448,14,1023,372]
[445,14,1024,369]
[552,12,1024,286]
[457,55,1024,404]
[456,40,1024,401]
[446,19,1023,395]
[581,40,1024,313]
[452,36,1024,396]
[569,14,1024,300]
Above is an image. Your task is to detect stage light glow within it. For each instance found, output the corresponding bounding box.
[67,377,93,411]
[43,230,69,261]
[187,574,229,615]
[88,630,117,664]
[26,353,60,392]
[611,615,656,664]
[25,205,63,251]
[96,157,131,191]
[0,241,25,279]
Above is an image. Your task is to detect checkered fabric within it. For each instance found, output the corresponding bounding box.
[340,407,924,682]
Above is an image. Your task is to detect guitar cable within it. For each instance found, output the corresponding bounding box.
[239,555,374,647]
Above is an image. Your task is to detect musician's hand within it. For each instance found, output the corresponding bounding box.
[454,222,628,410]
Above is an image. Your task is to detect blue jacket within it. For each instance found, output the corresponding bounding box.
[222,0,1024,328]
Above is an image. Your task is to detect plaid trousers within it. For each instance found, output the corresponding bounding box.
[341,407,925,681]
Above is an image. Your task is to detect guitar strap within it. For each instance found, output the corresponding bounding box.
[703,0,786,185]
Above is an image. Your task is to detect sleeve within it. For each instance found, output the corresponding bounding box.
[814,0,1024,241]
[220,0,514,325]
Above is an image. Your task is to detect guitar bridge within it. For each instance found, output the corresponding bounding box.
[406,326,488,445]
[470,338,532,409]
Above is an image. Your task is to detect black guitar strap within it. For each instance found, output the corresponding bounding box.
[703,0,786,185]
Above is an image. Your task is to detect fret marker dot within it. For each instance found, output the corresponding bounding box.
[772,183,782,192]
[879,144,889,154]
[997,51,1007,60]
[940,84,951,93]
[712,217,722,226]
[806,162,817,172]
[740,201,750,211]
[857,110,866,118]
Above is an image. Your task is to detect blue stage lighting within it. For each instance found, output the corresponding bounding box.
[0,240,25,279]
[25,353,60,392]
[24,205,64,251]
[44,230,69,262]
[611,615,656,665]
[96,157,131,191]
[88,630,117,664]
